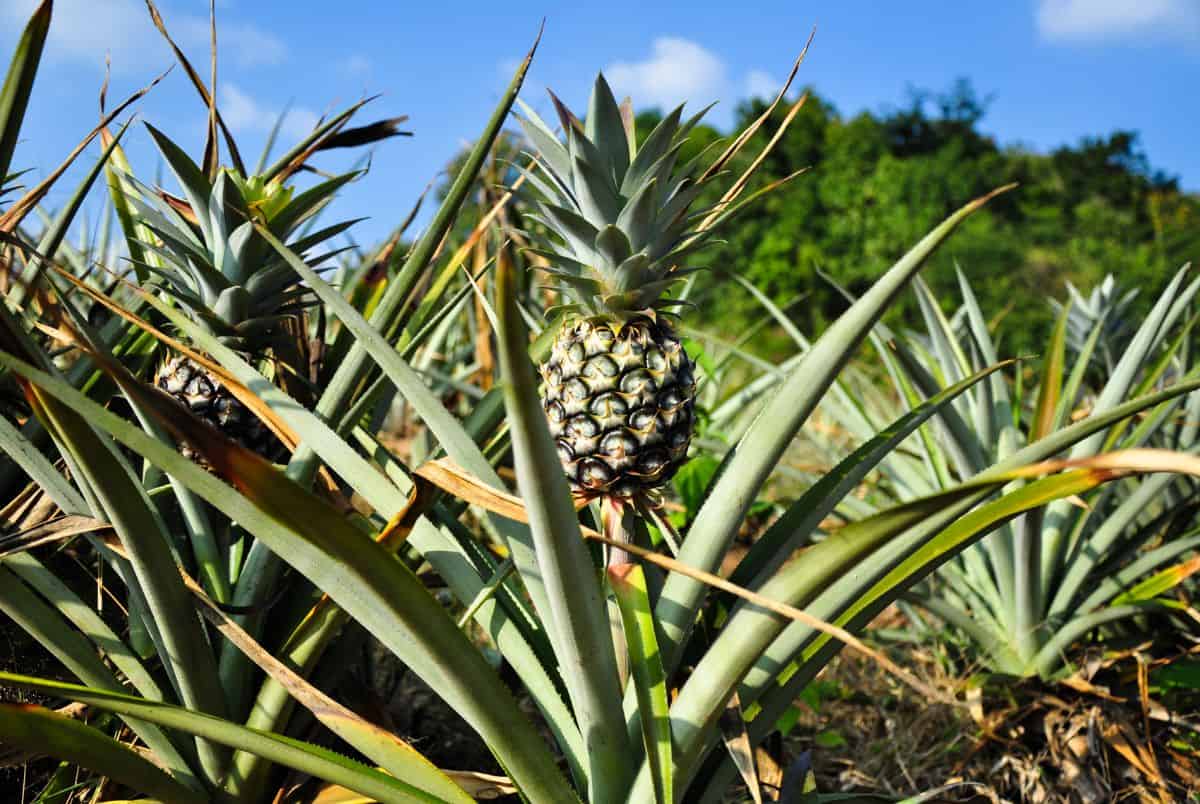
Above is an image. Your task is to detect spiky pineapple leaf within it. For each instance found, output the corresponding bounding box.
[0,564,197,784]
[620,106,683,197]
[0,703,206,804]
[0,350,579,803]
[144,123,214,242]
[0,0,49,181]
[515,102,573,182]
[730,359,1016,590]
[0,674,446,804]
[1111,553,1200,606]
[6,121,132,310]
[652,185,1018,675]
[654,453,1200,794]
[585,74,631,183]
[495,244,632,800]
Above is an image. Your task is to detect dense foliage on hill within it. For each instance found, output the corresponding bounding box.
[665,80,1198,354]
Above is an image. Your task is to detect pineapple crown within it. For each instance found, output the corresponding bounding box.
[516,73,723,320]
[128,123,361,351]
[1053,274,1140,369]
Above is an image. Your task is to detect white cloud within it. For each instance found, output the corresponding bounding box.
[744,69,782,100]
[340,54,372,77]
[1,0,146,67]
[219,82,319,140]
[224,23,286,67]
[601,38,787,123]
[176,17,287,68]
[1036,0,1200,41]
[0,0,286,72]
[606,37,728,111]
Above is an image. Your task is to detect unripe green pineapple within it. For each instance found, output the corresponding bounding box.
[519,75,721,497]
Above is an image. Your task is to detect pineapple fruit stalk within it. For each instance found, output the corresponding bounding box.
[519,74,720,498]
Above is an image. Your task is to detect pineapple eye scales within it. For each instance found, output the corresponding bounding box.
[540,317,695,497]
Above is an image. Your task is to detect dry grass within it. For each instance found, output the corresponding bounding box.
[760,621,1200,803]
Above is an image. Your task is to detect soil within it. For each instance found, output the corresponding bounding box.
[0,617,69,800]
[340,637,507,776]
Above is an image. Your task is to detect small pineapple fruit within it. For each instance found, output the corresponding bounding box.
[135,126,356,460]
[519,74,721,498]
[156,353,278,459]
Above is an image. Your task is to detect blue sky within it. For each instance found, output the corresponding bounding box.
[1,0,1198,248]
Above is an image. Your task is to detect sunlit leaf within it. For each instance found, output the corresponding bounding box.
[0,703,205,804]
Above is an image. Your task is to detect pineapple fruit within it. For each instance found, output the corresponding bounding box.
[132,125,357,460]
[519,75,721,498]
[156,353,280,460]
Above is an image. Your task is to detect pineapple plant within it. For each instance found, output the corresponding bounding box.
[519,74,720,498]
[1051,273,1139,378]
[129,127,364,461]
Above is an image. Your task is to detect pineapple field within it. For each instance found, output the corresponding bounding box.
[3,2,1200,802]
